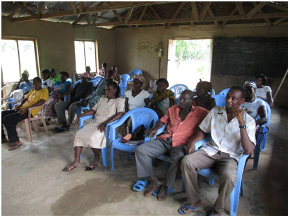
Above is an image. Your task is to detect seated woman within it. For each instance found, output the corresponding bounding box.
[50,69,61,85]
[255,74,274,108]
[41,71,72,125]
[241,81,268,126]
[63,81,125,171]
[15,70,33,95]
[148,78,176,118]
[88,69,116,108]
[193,79,216,111]
[41,69,53,91]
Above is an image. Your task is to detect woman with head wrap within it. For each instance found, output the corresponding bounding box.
[148,78,176,118]
[255,74,274,108]
[88,69,117,108]
[15,70,33,94]
[241,81,267,126]
[193,79,216,111]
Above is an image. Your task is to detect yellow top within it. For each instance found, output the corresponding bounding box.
[21,88,49,117]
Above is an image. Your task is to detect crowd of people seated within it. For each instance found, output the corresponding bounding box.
[2,66,273,216]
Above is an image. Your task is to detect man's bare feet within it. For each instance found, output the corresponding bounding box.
[157,183,168,201]
[179,199,203,214]
[8,141,22,150]
[144,176,161,197]
[63,162,81,172]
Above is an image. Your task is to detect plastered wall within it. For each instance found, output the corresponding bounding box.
[1,16,116,78]
[116,25,288,106]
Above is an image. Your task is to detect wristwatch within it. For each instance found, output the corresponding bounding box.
[239,125,247,129]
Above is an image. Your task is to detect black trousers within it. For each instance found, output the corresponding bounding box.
[1,110,28,143]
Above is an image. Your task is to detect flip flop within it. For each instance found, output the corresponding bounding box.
[133,179,148,191]
[62,166,77,172]
[55,126,69,131]
[85,166,96,171]
[152,186,175,196]
[8,143,22,151]
[178,204,198,215]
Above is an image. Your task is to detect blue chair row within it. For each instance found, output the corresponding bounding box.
[169,84,189,105]
[128,69,142,81]
[119,74,131,98]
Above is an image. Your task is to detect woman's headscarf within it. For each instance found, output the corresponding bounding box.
[196,79,213,95]
[22,70,29,77]
[243,81,257,90]
[134,74,145,84]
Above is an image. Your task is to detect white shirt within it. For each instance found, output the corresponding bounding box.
[199,106,256,161]
[125,89,150,110]
[241,98,266,119]
[42,79,53,88]
[256,86,272,100]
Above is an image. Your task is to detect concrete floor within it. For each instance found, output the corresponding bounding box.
[2,106,288,216]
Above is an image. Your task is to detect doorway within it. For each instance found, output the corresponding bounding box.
[167,39,213,90]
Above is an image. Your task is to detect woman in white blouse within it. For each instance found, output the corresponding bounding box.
[125,74,150,112]
[255,74,274,108]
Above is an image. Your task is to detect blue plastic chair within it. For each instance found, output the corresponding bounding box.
[128,69,142,80]
[78,115,118,167]
[169,84,189,105]
[212,94,226,106]
[253,99,271,170]
[72,79,82,88]
[109,108,159,171]
[91,76,103,84]
[218,88,230,96]
[119,74,131,98]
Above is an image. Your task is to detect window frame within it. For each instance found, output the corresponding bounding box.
[2,36,40,83]
[74,40,98,74]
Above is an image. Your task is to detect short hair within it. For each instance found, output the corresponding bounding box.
[255,74,267,85]
[229,86,246,99]
[106,81,120,98]
[156,78,169,87]
[181,90,194,100]
[196,79,213,95]
[50,69,55,73]
[33,77,42,83]
[60,71,69,78]
[86,66,90,69]
[102,63,107,66]
[41,69,50,76]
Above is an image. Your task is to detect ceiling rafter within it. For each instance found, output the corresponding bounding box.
[149,5,166,28]
[93,12,99,25]
[15,2,37,16]
[124,7,134,24]
[191,2,199,26]
[9,5,20,19]
[135,6,147,30]
[221,6,238,29]
[37,2,46,19]
[167,2,185,28]
[267,2,288,12]
[11,2,173,22]
[199,2,211,21]
[72,14,86,26]
[208,8,220,28]
[235,2,245,19]
[85,14,91,26]
[246,2,268,19]
[70,2,78,14]
[252,2,272,25]
[273,17,288,26]
[112,10,123,22]
[79,2,84,13]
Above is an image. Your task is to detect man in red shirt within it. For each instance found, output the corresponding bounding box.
[135,90,209,201]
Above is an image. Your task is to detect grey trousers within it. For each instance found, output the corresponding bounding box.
[55,101,80,125]
[135,138,186,188]
[181,149,238,213]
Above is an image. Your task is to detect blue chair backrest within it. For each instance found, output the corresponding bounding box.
[72,79,81,88]
[128,69,142,76]
[212,95,226,106]
[119,74,131,98]
[218,88,230,96]
[169,84,189,99]
[90,76,103,87]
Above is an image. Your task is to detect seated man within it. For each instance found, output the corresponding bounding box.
[15,70,33,95]
[1,77,49,150]
[179,86,256,216]
[135,90,209,201]
[241,81,267,126]
[54,72,93,131]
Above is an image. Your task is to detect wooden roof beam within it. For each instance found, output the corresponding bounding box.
[72,14,86,25]
[167,2,185,28]
[85,14,91,26]
[191,2,199,26]
[8,4,20,19]
[135,6,148,30]
[112,10,123,22]
[15,2,37,16]
[267,2,288,12]
[208,8,220,28]
[149,5,166,28]
[221,6,237,29]
[273,17,288,26]
[199,2,211,21]
[246,2,267,19]
[124,7,134,24]
[70,2,78,14]
[37,2,46,19]
[252,2,272,25]
[11,2,173,22]
[235,2,245,18]
[79,2,84,13]
[93,12,99,25]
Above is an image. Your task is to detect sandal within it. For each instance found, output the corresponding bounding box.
[8,142,22,151]
[178,203,202,215]
[85,165,96,171]
[62,165,78,172]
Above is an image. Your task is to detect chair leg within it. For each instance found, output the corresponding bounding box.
[127,151,131,160]
[209,178,214,186]
[261,134,267,151]
[31,120,39,133]
[41,116,49,135]
[253,141,261,170]
[101,147,108,167]
[111,146,115,171]
[240,179,244,197]
[229,180,242,216]
[23,120,32,142]
[182,175,186,192]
